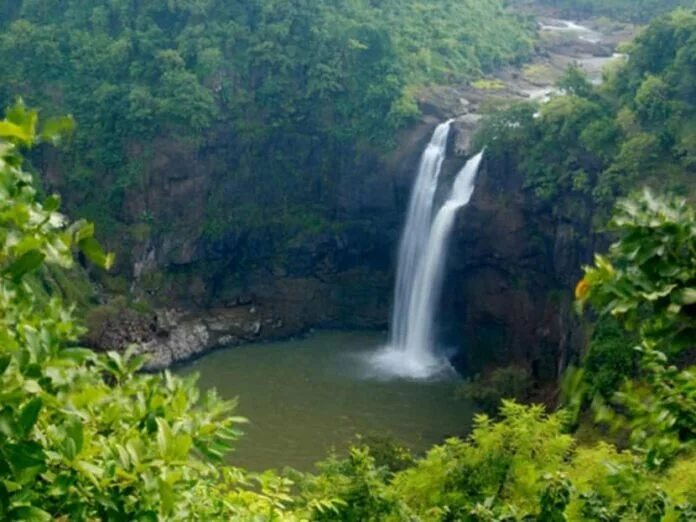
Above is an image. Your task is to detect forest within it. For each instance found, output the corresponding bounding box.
[475,6,696,403]
[1,0,696,521]
[0,0,534,243]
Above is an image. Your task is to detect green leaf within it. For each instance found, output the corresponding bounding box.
[74,461,103,487]
[47,474,74,497]
[0,121,31,143]
[22,380,41,394]
[18,399,42,438]
[174,434,192,459]
[0,355,10,376]
[156,418,174,459]
[78,237,114,270]
[65,418,84,456]
[115,444,131,468]
[126,440,144,467]
[104,252,116,270]
[159,478,175,516]
[58,348,95,364]
[9,506,52,521]
[4,251,45,281]
[61,437,77,462]
[679,288,696,305]
[68,220,94,242]
[0,407,16,438]
[3,442,46,475]
[43,195,61,213]
[5,101,38,142]
[23,328,41,359]
[194,440,224,462]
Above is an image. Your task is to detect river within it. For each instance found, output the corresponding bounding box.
[179,331,472,471]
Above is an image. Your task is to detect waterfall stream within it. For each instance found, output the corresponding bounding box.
[371,122,484,379]
[390,120,454,349]
[401,150,484,364]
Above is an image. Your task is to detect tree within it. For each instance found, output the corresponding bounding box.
[0,104,307,521]
[577,190,696,469]
[578,189,696,352]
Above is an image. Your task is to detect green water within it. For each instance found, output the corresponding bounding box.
[180,330,472,471]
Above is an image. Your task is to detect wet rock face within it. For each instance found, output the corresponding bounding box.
[85,307,159,351]
[108,118,437,350]
[440,152,596,381]
[91,145,596,378]
[46,12,634,377]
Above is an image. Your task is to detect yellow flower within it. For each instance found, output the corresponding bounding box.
[575,278,590,300]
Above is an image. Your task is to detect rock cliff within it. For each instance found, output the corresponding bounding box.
[82,117,443,367]
[88,123,596,376]
[66,16,628,373]
[441,151,597,383]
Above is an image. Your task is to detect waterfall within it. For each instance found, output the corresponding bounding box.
[370,138,484,379]
[390,119,454,349]
[402,150,485,361]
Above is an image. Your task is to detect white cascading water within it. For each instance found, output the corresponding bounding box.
[370,145,485,379]
[390,119,454,348]
[404,150,485,359]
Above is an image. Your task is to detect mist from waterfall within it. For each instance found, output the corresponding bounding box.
[369,129,484,380]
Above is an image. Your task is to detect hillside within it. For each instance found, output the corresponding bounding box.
[0,0,534,244]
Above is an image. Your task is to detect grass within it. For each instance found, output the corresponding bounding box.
[471,78,506,91]
[521,63,557,84]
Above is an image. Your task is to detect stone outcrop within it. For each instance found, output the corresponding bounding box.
[138,307,281,370]
[452,114,483,156]
[91,305,298,370]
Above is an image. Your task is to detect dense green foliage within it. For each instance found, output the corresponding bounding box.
[579,191,696,353]
[477,8,696,219]
[291,195,696,522]
[5,4,696,519]
[577,190,696,469]
[581,316,636,400]
[0,0,534,239]
[297,401,696,521]
[0,104,311,520]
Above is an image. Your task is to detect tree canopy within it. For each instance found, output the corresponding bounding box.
[0,0,534,240]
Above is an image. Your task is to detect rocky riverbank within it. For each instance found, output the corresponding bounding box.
[86,301,312,370]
